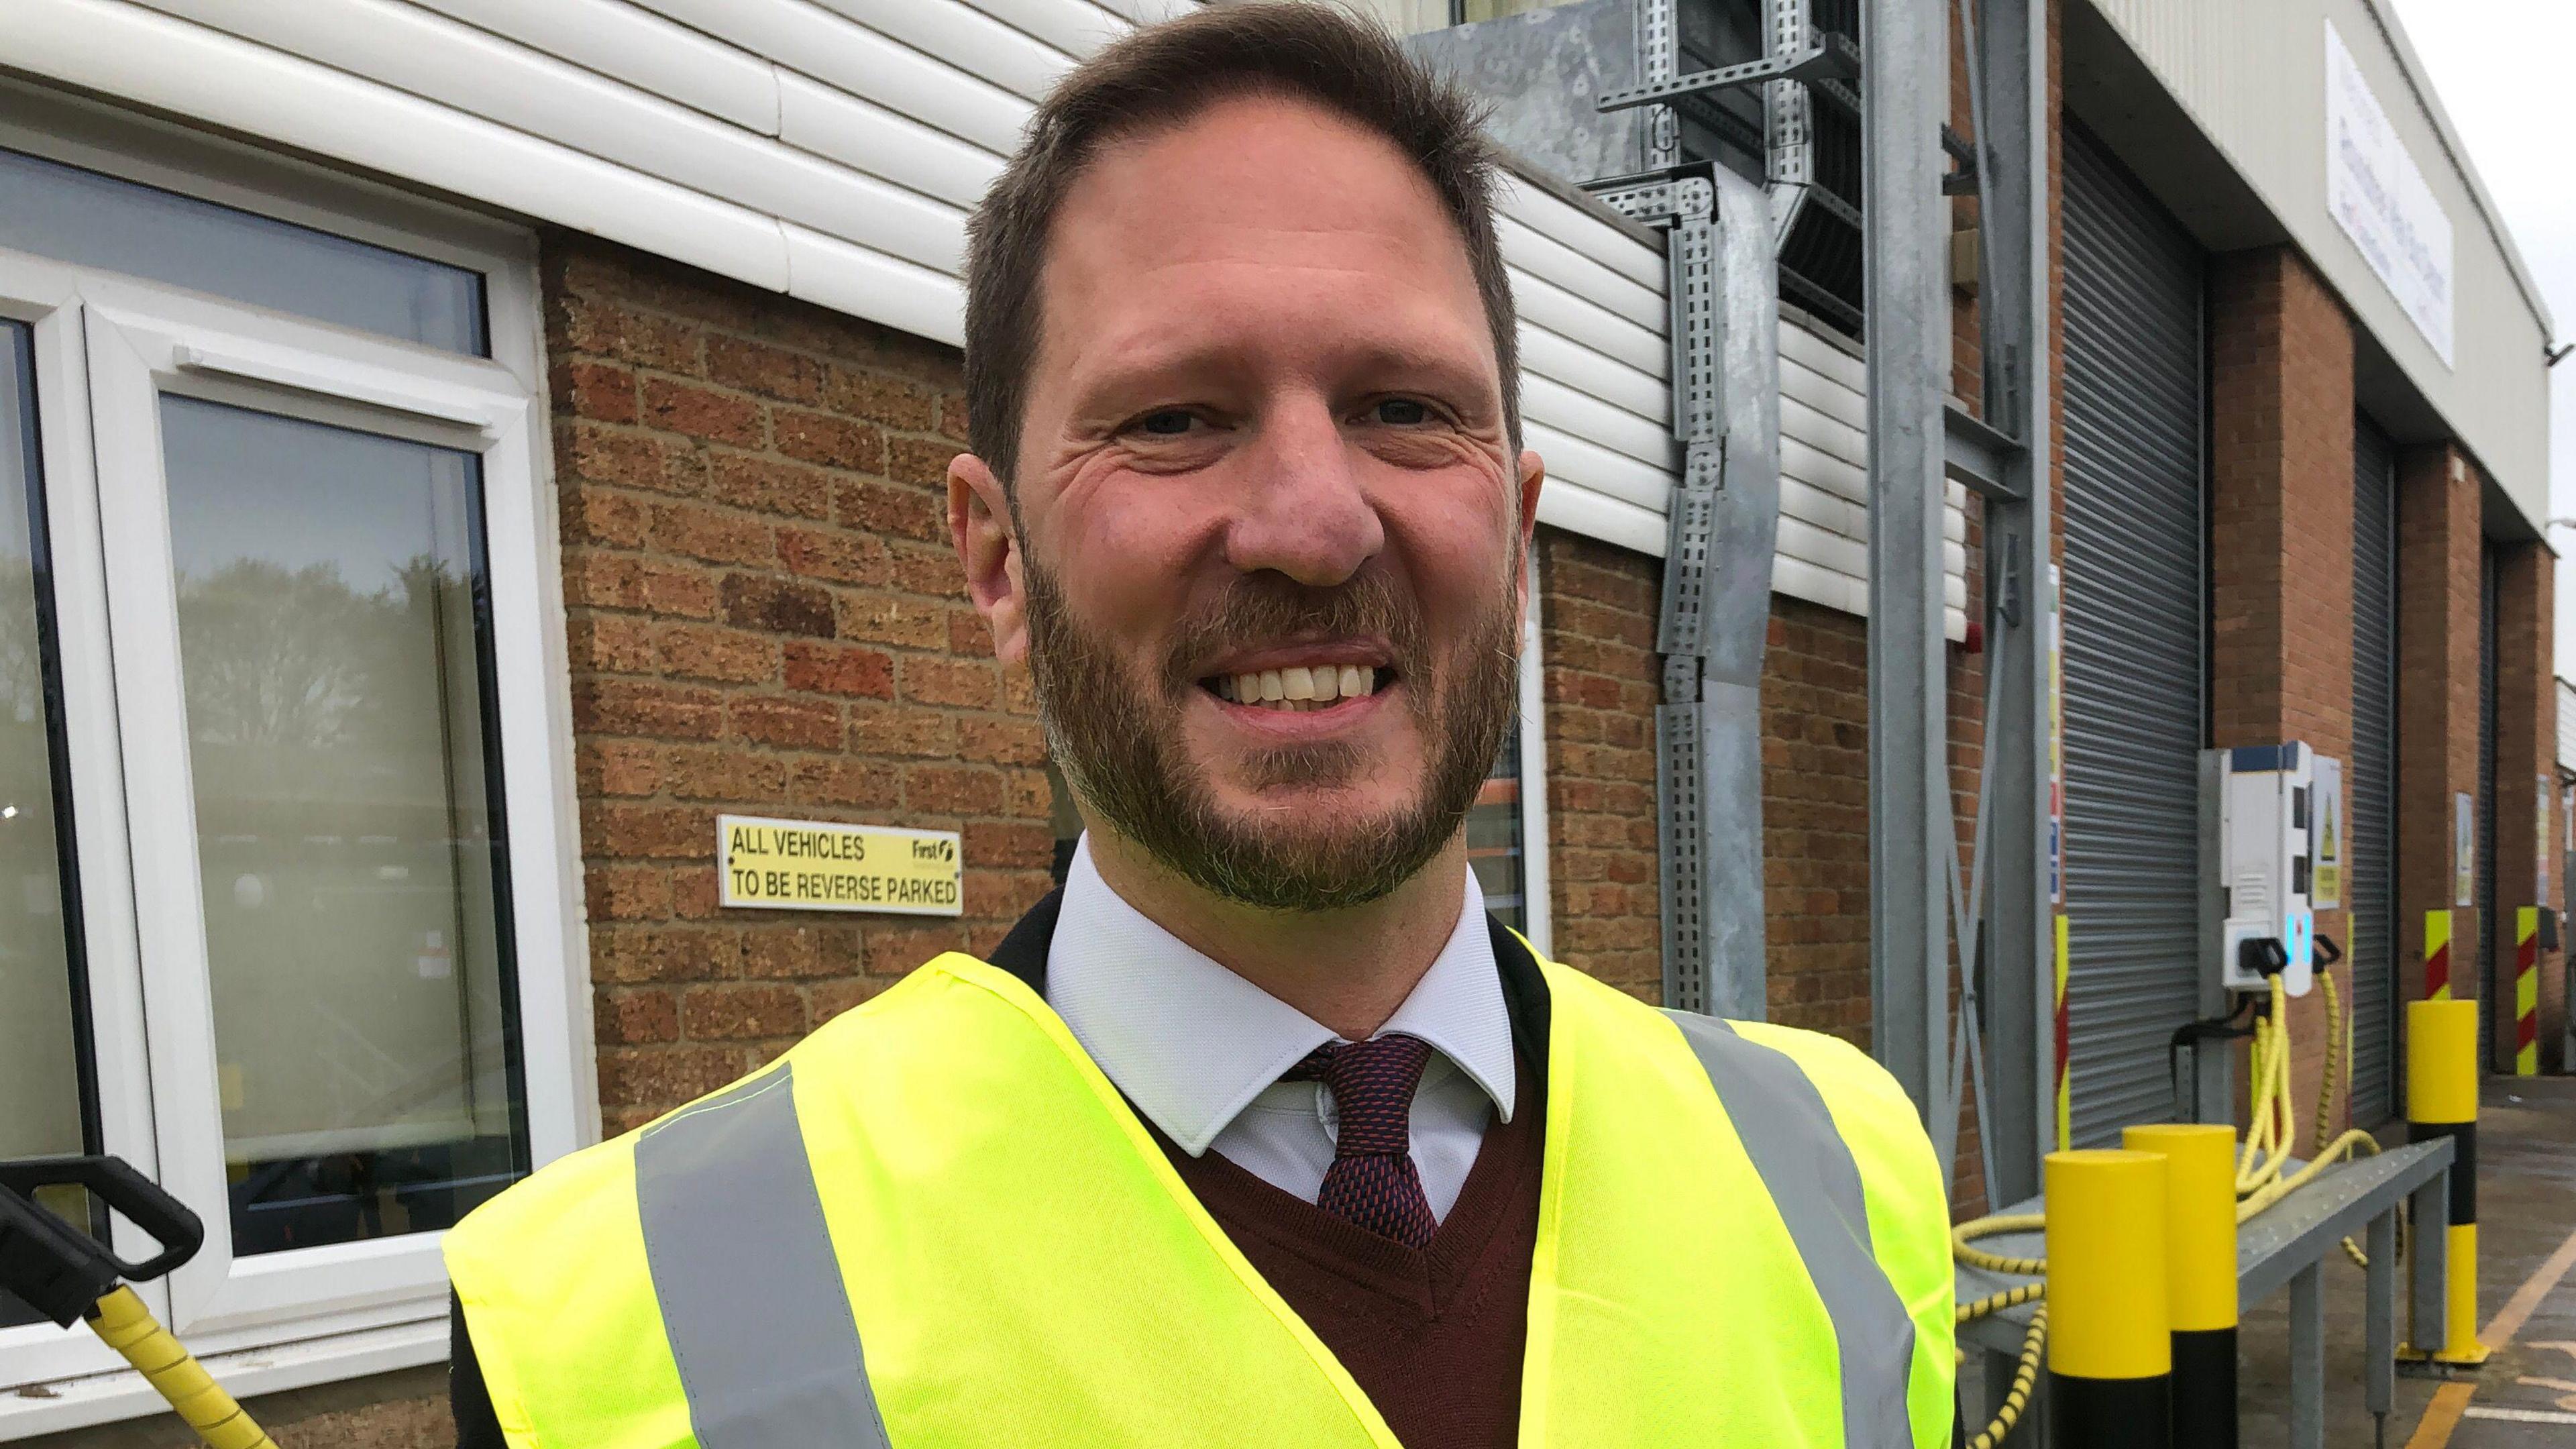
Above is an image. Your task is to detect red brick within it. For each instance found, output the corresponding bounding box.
[826,368,938,429]
[641,375,765,448]
[651,501,774,567]
[775,408,884,472]
[847,700,957,757]
[901,655,998,708]
[957,715,1045,765]
[729,694,843,750]
[655,622,776,684]
[790,757,902,810]
[720,573,837,637]
[834,591,949,649]
[784,639,896,699]
[706,335,829,406]
[884,436,964,490]
[706,451,834,521]
[596,986,680,1044]
[661,745,790,802]
[836,478,947,543]
[682,983,810,1040]
[904,764,1004,816]
[778,527,892,586]
[578,739,662,797]
[582,803,706,860]
[865,924,967,977]
[598,1045,746,1110]
[594,926,739,985]
[572,678,726,740]
[552,359,639,423]
[587,864,674,922]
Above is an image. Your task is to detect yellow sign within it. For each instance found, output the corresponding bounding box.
[718,814,962,916]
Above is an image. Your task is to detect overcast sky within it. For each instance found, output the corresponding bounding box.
[2383,0,2576,678]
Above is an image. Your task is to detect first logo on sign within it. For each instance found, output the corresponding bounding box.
[718,814,963,916]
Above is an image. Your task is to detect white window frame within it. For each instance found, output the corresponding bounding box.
[0,83,590,1438]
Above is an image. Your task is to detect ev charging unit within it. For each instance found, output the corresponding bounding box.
[2188,742,2330,1120]
[2212,743,2319,999]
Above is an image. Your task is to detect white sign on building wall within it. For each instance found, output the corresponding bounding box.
[2324,19,2456,366]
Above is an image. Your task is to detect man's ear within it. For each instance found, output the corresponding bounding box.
[949,451,1029,666]
[1513,446,1545,625]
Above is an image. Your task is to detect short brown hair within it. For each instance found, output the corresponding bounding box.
[961,1,1519,492]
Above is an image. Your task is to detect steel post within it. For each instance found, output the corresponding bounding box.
[1862,0,1951,1122]
[1966,0,2057,1202]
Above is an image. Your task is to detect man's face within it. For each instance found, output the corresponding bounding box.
[954,93,1542,910]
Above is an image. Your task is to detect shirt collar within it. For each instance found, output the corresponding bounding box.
[1044,837,1518,1157]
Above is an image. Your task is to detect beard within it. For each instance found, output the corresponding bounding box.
[1024,556,1520,913]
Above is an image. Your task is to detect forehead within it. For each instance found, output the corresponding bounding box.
[1037,92,1489,350]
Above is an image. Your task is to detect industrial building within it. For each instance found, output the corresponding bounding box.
[0,0,2559,1442]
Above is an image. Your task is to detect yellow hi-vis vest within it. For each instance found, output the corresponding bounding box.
[446,951,1954,1448]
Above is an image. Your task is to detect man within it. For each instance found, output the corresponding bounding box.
[446,5,1953,1446]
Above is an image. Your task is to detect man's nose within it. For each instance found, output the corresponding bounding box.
[1222,398,1385,586]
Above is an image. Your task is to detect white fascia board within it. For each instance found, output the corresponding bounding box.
[805,0,1077,103]
[777,72,1004,213]
[1521,372,1675,470]
[1523,420,1676,515]
[966,0,1140,60]
[1517,324,1669,427]
[12,0,791,291]
[1498,214,1664,333]
[633,0,1033,156]
[1538,484,1667,559]
[783,223,968,350]
[402,0,780,134]
[136,0,971,279]
[1496,174,1666,292]
[1513,269,1669,378]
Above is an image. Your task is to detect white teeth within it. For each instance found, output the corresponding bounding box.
[1310,668,1338,703]
[1258,670,1283,702]
[1343,665,1371,697]
[1236,673,1260,703]
[1218,663,1379,710]
[1282,666,1314,700]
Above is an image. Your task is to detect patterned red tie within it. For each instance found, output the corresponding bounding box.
[1285,1034,1438,1248]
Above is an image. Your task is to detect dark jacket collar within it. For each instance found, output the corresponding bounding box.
[982,888,1553,1070]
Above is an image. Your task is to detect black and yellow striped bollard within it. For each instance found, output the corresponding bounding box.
[2047,1149,2171,1448]
[2403,997,2489,1366]
[2125,1123,2239,1447]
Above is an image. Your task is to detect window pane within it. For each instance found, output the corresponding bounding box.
[160,396,524,1254]
[0,147,487,356]
[1467,715,1527,932]
[0,323,99,1326]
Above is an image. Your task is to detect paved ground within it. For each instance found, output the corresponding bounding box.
[2231,1075,2576,1448]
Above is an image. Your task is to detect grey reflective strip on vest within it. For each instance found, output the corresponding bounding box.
[1660,1011,1919,1448]
[634,1063,892,1449]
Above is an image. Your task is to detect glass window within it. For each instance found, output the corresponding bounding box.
[159,396,525,1254]
[1468,716,1528,932]
[0,146,487,356]
[0,321,100,1326]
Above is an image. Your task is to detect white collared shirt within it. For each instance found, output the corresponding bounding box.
[1046,837,1517,1223]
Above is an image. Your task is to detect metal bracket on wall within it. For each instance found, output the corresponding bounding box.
[1596,32,1859,113]
[1592,168,1780,1021]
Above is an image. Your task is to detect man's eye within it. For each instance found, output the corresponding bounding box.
[1373,398,1430,426]
[1137,409,1195,436]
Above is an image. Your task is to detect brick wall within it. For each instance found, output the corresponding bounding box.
[1762,598,1872,1044]
[547,234,1056,1135]
[2396,445,2485,1018]
[2491,538,2560,1069]
[2206,244,2357,1148]
[1535,526,1663,1001]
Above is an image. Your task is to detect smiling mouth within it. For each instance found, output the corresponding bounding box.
[1199,663,1393,714]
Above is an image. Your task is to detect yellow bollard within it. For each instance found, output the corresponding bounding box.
[2046,1149,2170,1449]
[2126,1124,2238,1448]
[2401,998,2487,1366]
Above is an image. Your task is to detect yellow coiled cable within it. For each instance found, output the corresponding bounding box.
[85,1286,278,1449]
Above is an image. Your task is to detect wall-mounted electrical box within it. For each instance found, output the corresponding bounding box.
[2202,742,2322,998]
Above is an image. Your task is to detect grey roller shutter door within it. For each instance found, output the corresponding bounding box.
[2350,416,2400,1124]
[2060,123,2208,1146]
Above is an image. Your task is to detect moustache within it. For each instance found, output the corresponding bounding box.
[1156,570,1429,696]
